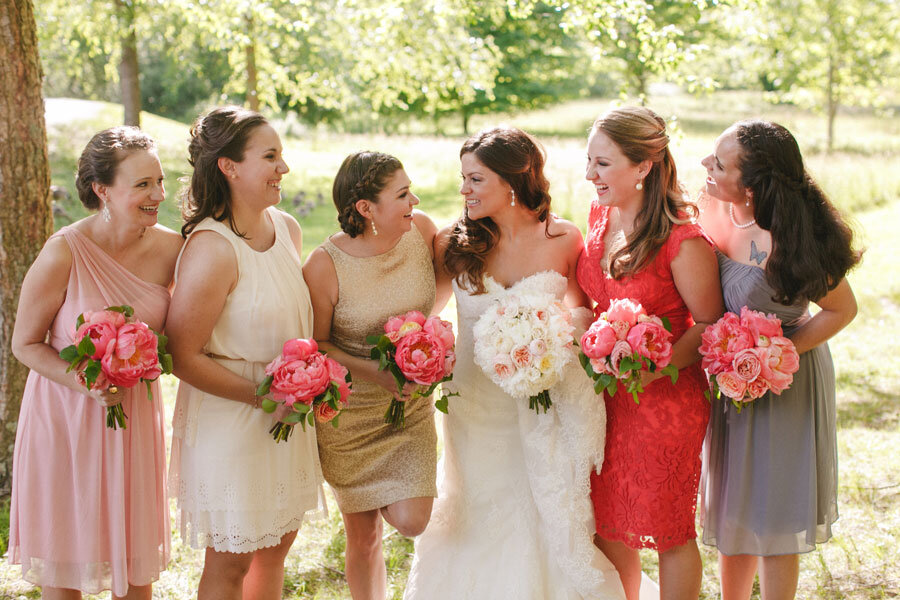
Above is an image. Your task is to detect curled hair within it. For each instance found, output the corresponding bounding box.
[733,120,861,304]
[180,105,268,238]
[592,107,695,279]
[332,151,403,237]
[444,127,553,294]
[75,126,156,209]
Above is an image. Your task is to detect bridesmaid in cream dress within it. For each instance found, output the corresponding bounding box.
[303,151,439,600]
[167,106,325,600]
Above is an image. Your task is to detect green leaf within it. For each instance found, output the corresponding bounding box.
[661,364,679,384]
[59,345,80,363]
[77,335,95,357]
[435,396,449,413]
[84,361,101,387]
[160,352,174,374]
[156,333,168,354]
[260,398,278,413]
[294,403,311,415]
[365,334,382,345]
[661,315,672,332]
[75,313,86,329]
[282,411,303,424]
[145,380,152,401]
[108,304,134,317]
[255,375,273,396]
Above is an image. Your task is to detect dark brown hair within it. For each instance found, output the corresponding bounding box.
[444,127,553,294]
[180,105,268,237]
[75,126,157,209]
[733,120,861,303]
[332,151,403,237]
[592,107,695,279]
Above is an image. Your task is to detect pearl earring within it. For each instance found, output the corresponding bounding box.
[101,199,112,223]
[510,189,516,207]
[371,220,378,236]
[745,198,751,207]
[635,181,643,191]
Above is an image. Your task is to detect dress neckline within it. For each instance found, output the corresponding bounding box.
[326,223,419,260]
[483,269,566,292]
[67,227,169,292]
[716,248,766,274]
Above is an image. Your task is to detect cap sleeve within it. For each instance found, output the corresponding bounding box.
[665,221,714,263]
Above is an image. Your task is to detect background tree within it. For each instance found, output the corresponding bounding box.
[0,0,53,496]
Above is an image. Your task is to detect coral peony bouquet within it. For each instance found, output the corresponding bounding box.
[256,338,352,442]
[699,306,800,412]
[578,298,678,404]
[472,289,575,413]
[59,304,172,429]
[366,311,457,428]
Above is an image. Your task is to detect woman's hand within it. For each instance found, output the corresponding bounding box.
[639,369,664,390]
[87,386,123,408]
[374,369,420,401]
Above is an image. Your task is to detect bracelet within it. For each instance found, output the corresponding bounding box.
[252,394,261,409]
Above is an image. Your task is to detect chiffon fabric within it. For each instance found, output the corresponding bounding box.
[576,203,712,552]
[8,226,170,596]
[169,208,326,553]
[316,224,437,513]
[701,252,838,555]
[405,271,628,600]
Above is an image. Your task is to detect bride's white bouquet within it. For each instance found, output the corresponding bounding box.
[472,288,576,413]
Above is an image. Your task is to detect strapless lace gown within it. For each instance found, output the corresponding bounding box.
[404,271,627,600]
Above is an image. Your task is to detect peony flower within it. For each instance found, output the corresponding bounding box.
[626,321,673,368]
[590,357,613,375]
[745,377,769,399]
[325,357,351,404]
[759,336,800,393]
[442,350,457,378]
[493,353,515,379]
[740,306,782,346]
[266,353,331,406]
[609,320,631,341]
[74,310,127,359]
[282,338,318,361]
[510,344,533,368]
[529,338,548,357]
[732,348,763,382]
[716,370,748,400]
[424,316,455,352]
[608,340,634,378]
[394,330,446,385]
[699,312,754,374]
[101,322,161,388]
[580,322,618,359]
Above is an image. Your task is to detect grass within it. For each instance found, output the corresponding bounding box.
[3,90,899,599]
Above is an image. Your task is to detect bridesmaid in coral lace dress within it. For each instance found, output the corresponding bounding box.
[576,107,724,600]
[9,127,182,599]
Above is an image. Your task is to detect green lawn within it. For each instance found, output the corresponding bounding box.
[2,91,898,599]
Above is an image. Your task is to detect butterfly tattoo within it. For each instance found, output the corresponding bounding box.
[749,240,767,265]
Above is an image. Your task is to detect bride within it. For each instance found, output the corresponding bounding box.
[405,127,631,600]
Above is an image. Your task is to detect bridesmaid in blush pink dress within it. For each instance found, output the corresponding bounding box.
[8,127,182,599]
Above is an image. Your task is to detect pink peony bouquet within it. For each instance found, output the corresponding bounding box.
[578,298,678,404]
[699,306,800,412]
[366,310,457,428]
[256,338,352,442]
[472,289,575,414]
[59,305,172,429]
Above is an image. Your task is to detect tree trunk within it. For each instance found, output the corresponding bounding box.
[116,0,141,127]
[0,0,53,497]
[461,108,470,135]
[245,12,259,112]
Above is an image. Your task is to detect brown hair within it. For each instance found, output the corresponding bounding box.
[733,120,861,304]
[332,151,403,237]
[75,126,157,209]
[180,105,268,238]
[592,106,695,279]
[444,127,553,294]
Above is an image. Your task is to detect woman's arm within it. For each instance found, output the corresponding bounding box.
[558,220,592,310]
[432,226,454,315]
[788,278,857,355]
[11,236,120,407]
[166,231,259,406]
[303,247,417,400]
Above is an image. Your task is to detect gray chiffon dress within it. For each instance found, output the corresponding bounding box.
[701,252,838,556]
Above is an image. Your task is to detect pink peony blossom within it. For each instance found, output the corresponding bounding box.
[442,350,457,378]
[510,344,533,368]
[101,322,160,387]
[609,340,634,378]
[394,331,446,385]
[605,298,646,327]
[74,310,127,359]
[609,320,631,341]
[325,357,351,402]
[759,336,800,393]
[699,312,754,374]
[529,338,548,357]
[266,353,331,406]
[732,348,763,382]
[424,316,455,352]
[282,338,318,361]
[580,322,618,360]
[590,357,613,375]
[716,370,748,400]
[746,377,769,399]
[626,321,673,368]
[493,354,515,379]
[740,306,783,346]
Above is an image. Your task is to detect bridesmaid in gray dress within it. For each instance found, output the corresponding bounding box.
[698,120,861,600]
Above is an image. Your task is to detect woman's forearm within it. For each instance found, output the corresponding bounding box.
[172,352,259,406]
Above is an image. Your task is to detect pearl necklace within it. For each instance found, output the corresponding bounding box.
[729,204,756,229]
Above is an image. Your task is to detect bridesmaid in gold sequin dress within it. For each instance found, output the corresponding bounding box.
[303,151,439,600]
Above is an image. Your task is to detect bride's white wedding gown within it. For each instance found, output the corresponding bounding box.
[404,271,628,600]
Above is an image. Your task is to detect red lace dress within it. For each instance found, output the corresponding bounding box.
[576,204,711,552]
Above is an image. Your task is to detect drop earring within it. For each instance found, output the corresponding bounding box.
[635,180,643,191]
[510,189,516,207]
[101,199,112,223]
[371,220,378,236]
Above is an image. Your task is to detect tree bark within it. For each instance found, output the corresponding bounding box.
[245,12,259,112]
[116,0,141,127]
[0,0,53,497]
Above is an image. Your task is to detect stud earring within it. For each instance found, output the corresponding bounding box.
[745,198,751,207]
[371,220,378,236]
[510,189,516,207]
[635,180,643,191]
[101,199,112,223]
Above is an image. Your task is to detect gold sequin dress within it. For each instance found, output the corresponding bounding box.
[317,224,437,513]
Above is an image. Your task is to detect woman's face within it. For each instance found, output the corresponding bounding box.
[459,152,512,221]
[701,128,747,204]
[368,168,419,236]
[101,149,165,227]
[229,124,289,207]
[585,129,646,209]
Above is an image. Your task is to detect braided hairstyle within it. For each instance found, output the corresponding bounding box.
[444,126,554,294]
[592,107,696,279]
[332,151,403,237]
[75,126,156,209]
[180,106,268,238]
[733,120,861,304]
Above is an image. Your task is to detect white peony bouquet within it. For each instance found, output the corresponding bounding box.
[473,288,576,413]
